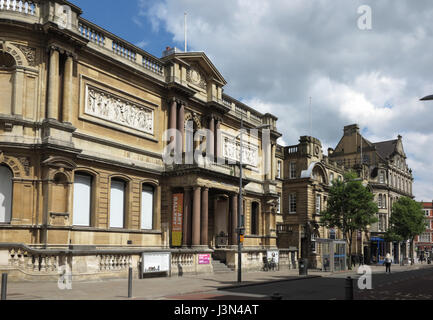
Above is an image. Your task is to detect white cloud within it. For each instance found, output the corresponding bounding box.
[138,0,433,201]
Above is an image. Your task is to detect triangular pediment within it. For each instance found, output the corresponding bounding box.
[164,51,227,87]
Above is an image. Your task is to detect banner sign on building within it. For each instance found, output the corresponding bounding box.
[198,254,211,265]
[141,252,171,275]
[267,250,279,264]
[171,193,184,247]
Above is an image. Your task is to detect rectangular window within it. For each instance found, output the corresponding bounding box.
[316,194,321,214]
[420,233,431,242]
[73,174,92,227]
[110,179,126,228]
[379,172,384,184]
[277,193,281,214]
[277,161,282,179]
[289,194,297,214]
[141,185,154,230]
[290,162,296,179]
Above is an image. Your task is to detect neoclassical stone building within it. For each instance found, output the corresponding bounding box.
[0,0,289,280]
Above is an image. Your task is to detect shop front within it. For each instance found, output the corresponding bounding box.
[370,237,386,264]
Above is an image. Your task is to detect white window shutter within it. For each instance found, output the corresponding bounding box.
[110,180,125,228]
[141,185,154,230]
[73,174,92,226]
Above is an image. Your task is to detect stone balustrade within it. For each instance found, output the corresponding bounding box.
[78,22,105,46]
[0,244,216,280]
[0,0,38,16]
[78,18,164,77]
[171,253,194,266]
[98,254,132,271]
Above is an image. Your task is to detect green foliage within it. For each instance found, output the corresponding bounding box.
[320,171,378,238]
[386,197,425,241]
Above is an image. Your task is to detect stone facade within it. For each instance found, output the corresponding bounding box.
[0,0,295,280]
[277,136,348,269]
[329,124,414,264]
[415,202,433,261]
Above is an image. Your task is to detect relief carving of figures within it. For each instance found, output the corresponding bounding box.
[223,138,258,167]
[85,85,154,134]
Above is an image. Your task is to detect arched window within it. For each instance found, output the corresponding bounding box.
[378,194,383,208]
[0,52,16,115]
[110,179,126,228]
[73,172,93,227]
[251,202,259,235]
[383,195,387,209]
[0,165,13,223]
[141,184,154,230]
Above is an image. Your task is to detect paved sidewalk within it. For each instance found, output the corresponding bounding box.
[4,264,432,300]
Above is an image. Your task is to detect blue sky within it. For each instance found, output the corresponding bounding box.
[69,0,433,202]
[71,0,174,57]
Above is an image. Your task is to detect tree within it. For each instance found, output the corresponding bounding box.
[320,171,378,269]
[386,197,425,264]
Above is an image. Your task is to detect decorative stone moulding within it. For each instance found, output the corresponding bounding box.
[85,84,154,135]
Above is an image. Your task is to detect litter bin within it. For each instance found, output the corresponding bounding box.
[299,259,308,276]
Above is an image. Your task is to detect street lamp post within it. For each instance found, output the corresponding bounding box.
[236,115,270,283]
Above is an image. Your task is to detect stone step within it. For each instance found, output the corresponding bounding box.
[212,260,234,273]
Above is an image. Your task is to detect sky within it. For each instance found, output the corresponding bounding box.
[71,0,433,202]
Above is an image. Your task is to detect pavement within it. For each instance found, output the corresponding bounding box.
[3,263,433,300]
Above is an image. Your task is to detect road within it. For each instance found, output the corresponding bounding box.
[212,266,433,300]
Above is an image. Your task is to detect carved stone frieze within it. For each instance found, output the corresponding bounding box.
[15,44,36,67]
[186,64,207,90]
[223,137,258,167]
[18,157,31,176]
[85,85,154,135]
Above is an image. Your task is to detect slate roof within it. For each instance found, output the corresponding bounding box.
[373,139,398,160]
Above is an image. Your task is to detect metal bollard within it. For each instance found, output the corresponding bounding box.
[1,273,7,301]
[128,267,133,298]
[271,292,282,300]
[345,277,354,300]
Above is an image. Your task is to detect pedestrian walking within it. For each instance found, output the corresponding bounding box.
[385,253,392,274]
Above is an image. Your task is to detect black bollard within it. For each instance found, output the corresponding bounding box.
[271,292,282,300]
[128,267,133,298]
[345,277,354,300]
[1,273,7,301]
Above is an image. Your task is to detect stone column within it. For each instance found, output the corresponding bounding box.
[182,188,192,247]
[177,102,185,155]
[47,47,60,120]
[215,119,221,160]
[169,99,177,147]
[62,54,74,123]
[208,116,215,160]
[192,186,202,246]
[201,187,209,246]
[272,143,277,180]
[231,194,238,245]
